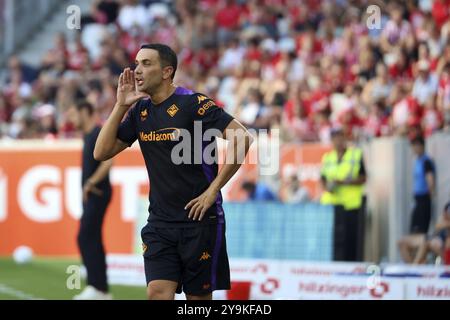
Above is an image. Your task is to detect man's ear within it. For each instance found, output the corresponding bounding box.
[163,66,174,80]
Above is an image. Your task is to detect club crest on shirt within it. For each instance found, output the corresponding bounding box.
[167,104,179,117]
[140,109,148,121]
[199,251,211,261]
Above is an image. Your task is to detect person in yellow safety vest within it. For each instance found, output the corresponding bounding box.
[320,127,367,262]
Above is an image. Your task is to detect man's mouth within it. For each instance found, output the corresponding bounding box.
[136,78,144,86]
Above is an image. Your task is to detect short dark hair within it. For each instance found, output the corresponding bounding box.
[140,43,178,79]
[241,181,256,194]
[411,136,425,147]
[330,127,344,137]
[76,100,94,116]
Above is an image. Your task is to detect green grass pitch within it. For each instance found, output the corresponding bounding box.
[0,257,147,300]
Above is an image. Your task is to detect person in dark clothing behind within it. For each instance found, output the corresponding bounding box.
[241,180,278,201]
[81,0,120,26]
[6,55,39,84]
[398,136,436,263]
[67,101,113,300]
[96,0,120,24]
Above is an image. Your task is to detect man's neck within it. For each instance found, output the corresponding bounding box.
[82,120,96,134]
[337,147,347,159]
[149,83,177,105]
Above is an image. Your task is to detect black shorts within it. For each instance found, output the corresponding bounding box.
[410,195,432,234]
[141,222,230,295]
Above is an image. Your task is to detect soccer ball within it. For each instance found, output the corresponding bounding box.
[13,246,33,265]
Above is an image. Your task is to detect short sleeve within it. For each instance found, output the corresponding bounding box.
[191,93,234,134]
[423,159,435,174]
[117,104,138,146]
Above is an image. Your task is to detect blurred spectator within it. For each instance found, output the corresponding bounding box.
[362,62,394,107]
[32,103,58,140]
[280,173,310,204]
[5,55,39,84]
[117,0,149,33]
[412,60,439,105]
[241,180,278,201]
[380,4,415,53]
[218,37,245,73]
[363,100,391,139]
[215,0,244,44]
[96,0,120,24]
[413,200,450,264]
[68,33,90,71]
[398,136,436,263]
[437,63,450,112]
[0,0,448,145]
[81,0,120,26]
[431,0,450,30]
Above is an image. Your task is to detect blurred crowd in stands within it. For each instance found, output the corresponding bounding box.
[0,0,450,143]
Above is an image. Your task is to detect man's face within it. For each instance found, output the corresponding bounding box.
[8,56,20,70]
[134,49,172,94]
[392,9,402,24]
[331,133,346,150]
[412,142,424,156]
[66,106,82,130]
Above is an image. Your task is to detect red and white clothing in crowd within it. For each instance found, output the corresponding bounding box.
[152,21,177,47]
[295,31,323,64]
[261,51,282,81]
[389,62,413,83]
[215,1,243,30]
[337,108,364,140]
[118,31,149,61]
[382,18,413,45]
[284,98,316,140]
[422,107,443,137]
[194,47,219,74]
[431,0,450,30]
[290,115,316,141]
[409,6,426,39]
[305,89,330,115]
[68,43,89,71]
[392,96,421,129]
[438,71,450,111]
[364,109,391,138]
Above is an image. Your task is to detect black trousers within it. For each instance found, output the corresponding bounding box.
[77,189,111,292]
[333,202,365,262]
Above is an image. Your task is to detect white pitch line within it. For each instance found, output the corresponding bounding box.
[0,283,45,300]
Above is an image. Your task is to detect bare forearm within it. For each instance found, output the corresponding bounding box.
[348,176,366,185]
[94,104,127,160]
[337,176,366,186]
[88,159,113,185]
[210,163,241,194]
[210,134,253,193]
[426,173,435,196]
[435,221,450,231]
